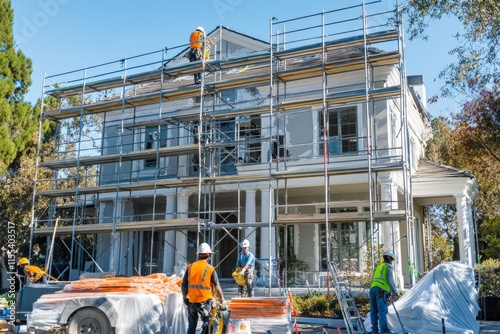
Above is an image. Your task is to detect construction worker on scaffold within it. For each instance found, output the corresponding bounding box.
[188,26,205,84]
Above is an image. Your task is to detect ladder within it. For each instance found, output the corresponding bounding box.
[328,261,367,334]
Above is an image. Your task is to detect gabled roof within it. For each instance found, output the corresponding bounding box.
[168,25,269,65]
[414,159,475,179]
[412,159,479,205]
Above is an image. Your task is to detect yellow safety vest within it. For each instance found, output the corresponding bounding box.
[371,262,391,292]
[187,260,215,303]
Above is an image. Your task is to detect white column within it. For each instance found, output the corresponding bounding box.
[261,115,272,163]
[163,194,177,274]
[244,189,257,247]
[455,194,473,266]
[175,190,189,266]
[468,200,478,266]
[260,188,276,286]
[178,126,189,177]
[111,199,123,273]
[380,181,403,289]
[96,203,110,272]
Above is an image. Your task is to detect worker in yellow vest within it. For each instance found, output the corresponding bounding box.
[17,257,56,284]
[182,243,226,334]
[188,26,205,84]
[369,250,399,334]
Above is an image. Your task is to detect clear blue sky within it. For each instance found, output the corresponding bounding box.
[11,0,463,118]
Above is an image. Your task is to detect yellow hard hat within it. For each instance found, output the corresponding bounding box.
[17,257,29,265]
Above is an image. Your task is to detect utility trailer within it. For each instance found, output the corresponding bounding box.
[22,275,293,334]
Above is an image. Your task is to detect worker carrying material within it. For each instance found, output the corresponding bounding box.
[17,257,57,284]
[188,26,205,84]
[369,249,399,334]
[235,239,255,297]
[182,243,227,334]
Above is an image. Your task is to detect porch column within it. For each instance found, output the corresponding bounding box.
[178,126,190,177]
[455,194,474,266]
[110,198,123,273]
[96,202,110,272]
[175,190,189,267]
[380,181,403,289]
[260,188,276,285]
[163,194,177,274]
[244,189,257,247]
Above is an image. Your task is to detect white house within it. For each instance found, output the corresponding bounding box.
[33,2,478,290]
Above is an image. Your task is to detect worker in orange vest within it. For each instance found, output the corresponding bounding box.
[182,243,227,334]
[17,257,55,284]
[188,26,205,84]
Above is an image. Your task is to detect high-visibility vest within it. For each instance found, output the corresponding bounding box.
[370,262,391,292]
[187,260,215,303]
[190,30,204,49]
[25,265,45,282]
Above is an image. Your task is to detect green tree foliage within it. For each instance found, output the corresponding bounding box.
[425,89,500,261]
[428,205,459,262]
[0,0,37,173]
[403,1,500,100]
[480,217,500,261]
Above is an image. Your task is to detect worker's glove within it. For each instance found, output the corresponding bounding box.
[220,300,228,310]
[241,269,246,275]
[183,296,190,306]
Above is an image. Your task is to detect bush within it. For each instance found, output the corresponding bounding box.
[291,291,372,318]
[474,258,500,297]
[293,293,340,317]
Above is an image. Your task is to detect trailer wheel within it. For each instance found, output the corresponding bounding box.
[67,308,112,334]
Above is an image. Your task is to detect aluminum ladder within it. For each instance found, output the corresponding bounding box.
[328,261,367,334]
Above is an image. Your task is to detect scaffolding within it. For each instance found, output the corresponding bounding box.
[32,0,421,288]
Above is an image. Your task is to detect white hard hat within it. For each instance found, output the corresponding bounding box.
[196,26,205,34]
[197,242,213,254]
[383,249,395,260]
[241,239,250,248]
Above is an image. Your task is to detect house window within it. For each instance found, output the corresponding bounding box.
[319,207,360,271]
[145,126,167,168]
[319,106,358,155]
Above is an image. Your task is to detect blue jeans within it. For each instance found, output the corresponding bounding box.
[370,286,389,333]
[187,300,212,334]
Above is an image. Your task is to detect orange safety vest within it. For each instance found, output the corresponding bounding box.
[187,260,215,303]
[190,30,204,49]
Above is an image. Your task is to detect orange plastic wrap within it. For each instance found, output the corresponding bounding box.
[227,297,289,319]
[60,273,182,302]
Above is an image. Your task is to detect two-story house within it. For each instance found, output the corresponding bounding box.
[33,2,478,289]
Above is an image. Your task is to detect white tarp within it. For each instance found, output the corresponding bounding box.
[29,292,166,333]
[364,262,480,334]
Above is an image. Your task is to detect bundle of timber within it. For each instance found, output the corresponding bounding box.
[61,273,182,302]
[227,297,291,334]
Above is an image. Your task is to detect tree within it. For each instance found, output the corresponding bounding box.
[425,91,500,261]
[452,88,500,221]
[0,0,38,173]
[403,0,500,100]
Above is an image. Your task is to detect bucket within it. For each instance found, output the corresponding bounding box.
[227,319,251,334]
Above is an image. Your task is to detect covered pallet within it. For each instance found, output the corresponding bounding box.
[227,297,292,334]
[28,273,187,334]
[364,262,480,334]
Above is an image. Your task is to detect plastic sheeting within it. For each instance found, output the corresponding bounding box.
[364,262,480,334]
[30,293,166,334]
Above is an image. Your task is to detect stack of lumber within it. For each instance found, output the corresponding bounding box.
[228,297,289,319]
[60,273,182,302]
